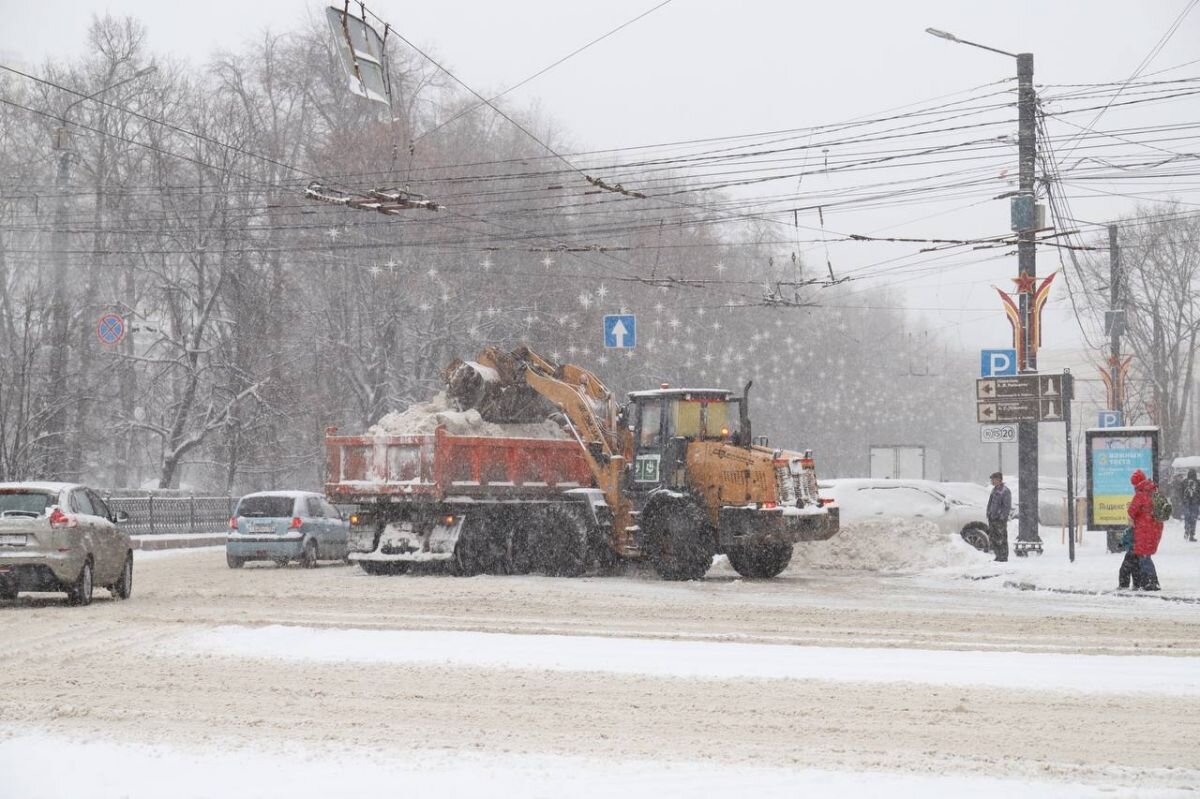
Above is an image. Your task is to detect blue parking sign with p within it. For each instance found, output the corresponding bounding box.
[981,349,1017,377]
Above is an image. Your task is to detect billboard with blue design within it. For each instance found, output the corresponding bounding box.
[1085,427,1159,530]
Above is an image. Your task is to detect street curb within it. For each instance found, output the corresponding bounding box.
[132,536,225,551]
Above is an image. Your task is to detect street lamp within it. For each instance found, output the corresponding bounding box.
[927,27,1043,552]
[45,64,156,478]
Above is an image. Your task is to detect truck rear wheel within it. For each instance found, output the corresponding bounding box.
[643,497,714,581]
[532,504,590,577]
[726,536,793,578]
[453,516,505,576]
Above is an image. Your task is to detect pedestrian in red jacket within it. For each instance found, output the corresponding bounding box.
[1127,469,1162,590]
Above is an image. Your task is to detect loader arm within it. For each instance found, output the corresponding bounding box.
[520,365,634,548]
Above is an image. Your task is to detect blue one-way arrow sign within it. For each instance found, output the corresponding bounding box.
[603,314,636,349]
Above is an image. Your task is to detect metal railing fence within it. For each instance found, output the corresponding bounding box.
[104,495,238,536]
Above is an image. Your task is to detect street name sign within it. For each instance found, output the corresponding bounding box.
[976,373,1073,423]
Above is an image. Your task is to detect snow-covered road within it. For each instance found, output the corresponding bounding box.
[2,519,1198,797]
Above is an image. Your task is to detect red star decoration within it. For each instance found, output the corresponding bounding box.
[1012,272,1037,294]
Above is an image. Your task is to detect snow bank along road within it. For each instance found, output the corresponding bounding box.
[2,545,1198,797]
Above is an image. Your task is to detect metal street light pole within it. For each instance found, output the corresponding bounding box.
[927,28,1041,549]
[46,65,156,477]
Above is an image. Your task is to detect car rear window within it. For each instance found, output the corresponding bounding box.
[0,491,54,516]
[236,495,297,518]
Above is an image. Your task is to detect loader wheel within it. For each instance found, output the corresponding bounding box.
[643,497,714,581]
[532,504,591,578]
[726,536,793,579]
[453,516,504,576]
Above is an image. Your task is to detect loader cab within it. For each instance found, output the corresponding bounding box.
[626,387,744,489]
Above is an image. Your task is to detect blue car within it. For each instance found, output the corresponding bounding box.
[227,491,349,569]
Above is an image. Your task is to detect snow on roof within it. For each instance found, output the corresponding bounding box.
[0,481,77,494]
[626,388,732,399]
[1172,456,1200,469]
[237,490,323,500]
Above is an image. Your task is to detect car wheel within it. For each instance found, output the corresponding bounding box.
[111,552,133,600]
[299,538,318,569]
[227,553,245,569]
[67,559,94,606]
[960,523,991,553]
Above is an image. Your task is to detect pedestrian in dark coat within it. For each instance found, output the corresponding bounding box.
[986,471,1011,562]
[1127,468,1162,591]
[1181,468,1200,542]
[1117,526,1143,590]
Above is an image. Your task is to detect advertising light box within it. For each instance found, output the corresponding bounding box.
[1085,426,1159,530]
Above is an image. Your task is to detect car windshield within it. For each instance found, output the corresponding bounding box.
[236,495,296,518]
[0,490,54,516]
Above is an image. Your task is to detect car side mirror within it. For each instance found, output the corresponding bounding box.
[113,509,131,524]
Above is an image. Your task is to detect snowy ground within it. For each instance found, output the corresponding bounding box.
[2,517,1198,797]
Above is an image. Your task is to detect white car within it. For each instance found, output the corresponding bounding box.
[820,478,1000,552]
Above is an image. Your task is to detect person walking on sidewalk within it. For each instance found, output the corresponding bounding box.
[1181,468,1200,542]
[986,471,1011,562]
[1127,469,1163,591]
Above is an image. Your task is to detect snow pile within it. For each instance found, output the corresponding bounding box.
[792,519,985,572]
[369,392,568,439]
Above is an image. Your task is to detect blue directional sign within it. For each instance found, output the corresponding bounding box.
[603,314,636,349]
[96,312,127,346]
[980,348,1017,377]
[1098,410,1123,428]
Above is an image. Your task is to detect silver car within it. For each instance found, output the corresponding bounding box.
[0,482,133,605]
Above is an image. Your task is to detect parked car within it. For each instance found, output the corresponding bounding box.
[820,478,999,552]
[226,491,349,568]
[0,482,133,605]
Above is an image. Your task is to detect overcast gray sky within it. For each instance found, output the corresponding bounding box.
[3,0,1198,365]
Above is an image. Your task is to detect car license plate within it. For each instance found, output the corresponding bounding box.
[250,522,274,533]
[0,533,26,546]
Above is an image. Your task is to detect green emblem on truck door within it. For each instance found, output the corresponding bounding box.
[634,454,661,483]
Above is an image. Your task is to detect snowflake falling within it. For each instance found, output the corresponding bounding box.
[596,283,609,300]
[480,257,493,271]
[578,293,593,310]
[367,264,383,278]
[542,255,555,269]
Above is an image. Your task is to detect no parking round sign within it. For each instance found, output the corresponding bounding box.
[96,312,127,346]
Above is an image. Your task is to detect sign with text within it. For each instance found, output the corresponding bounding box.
[976,373,1073,423]
[1085,427,1159,530]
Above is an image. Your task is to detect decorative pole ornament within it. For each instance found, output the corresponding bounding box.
[994,271,1057,372]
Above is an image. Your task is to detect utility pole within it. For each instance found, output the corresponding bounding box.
[1108,224,1122,414]
[926,29,1043,548]
[1015,51,1041,548]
